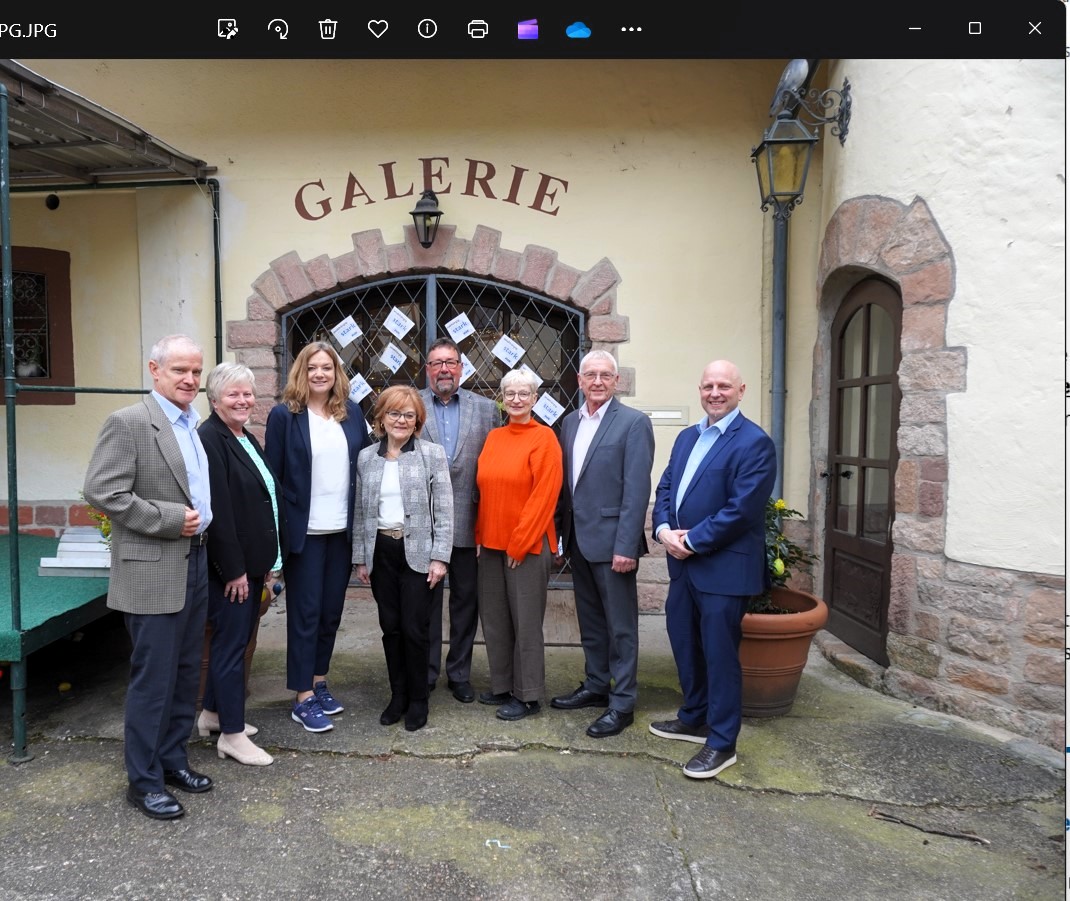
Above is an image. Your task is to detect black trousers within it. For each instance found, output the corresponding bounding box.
[370,533,433,703]
[427,545,479,684]
[203,569,265,734]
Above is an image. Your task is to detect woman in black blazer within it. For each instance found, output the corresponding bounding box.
[198,362,287,766]
[264,341,373,734]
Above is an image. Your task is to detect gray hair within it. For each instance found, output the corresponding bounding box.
[205,361,257,403]
[149,334,203,365]
[500,368,540,394]
[579,350,618,376]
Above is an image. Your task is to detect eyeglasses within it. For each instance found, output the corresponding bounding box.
[427,359,460,369]
[502,390,532,401]
[385,410,417,422]
[580,371,616,382]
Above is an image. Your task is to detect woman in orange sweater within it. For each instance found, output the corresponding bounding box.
[475,368,563,721]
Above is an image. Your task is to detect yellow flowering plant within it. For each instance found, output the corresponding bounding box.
[749,497,818,614]
[80,492,112,548]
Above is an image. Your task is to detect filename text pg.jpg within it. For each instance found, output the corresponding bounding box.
[0,24,58,38]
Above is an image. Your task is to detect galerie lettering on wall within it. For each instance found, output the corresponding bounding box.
[294,157,569,221]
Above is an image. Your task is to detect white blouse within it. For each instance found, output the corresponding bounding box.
[377,460,405,529]
[306,413,349,533]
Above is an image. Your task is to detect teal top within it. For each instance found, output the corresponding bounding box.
[236,434,283,572]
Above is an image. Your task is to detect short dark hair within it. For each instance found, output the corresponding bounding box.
[426,337,460,360]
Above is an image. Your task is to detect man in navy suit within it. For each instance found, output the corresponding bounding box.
[551,350,655,737]
[650,360,776,779]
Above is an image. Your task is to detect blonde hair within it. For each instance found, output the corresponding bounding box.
[370,385,427,437]
[282,341,351,420]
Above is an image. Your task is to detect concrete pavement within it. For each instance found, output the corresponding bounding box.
[0,592,1063,900]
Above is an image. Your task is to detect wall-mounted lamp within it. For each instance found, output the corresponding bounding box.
[750,59,851,499]
[409,189,443,248]
[751,115,818,220]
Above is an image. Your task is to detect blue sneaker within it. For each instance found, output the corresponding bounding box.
[291,696,333,732]
[313,681,344,715]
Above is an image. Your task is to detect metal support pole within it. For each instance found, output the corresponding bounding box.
[1,83,33,763]
[770,208,789,501]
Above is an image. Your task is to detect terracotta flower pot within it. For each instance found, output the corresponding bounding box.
[740,586,829,717]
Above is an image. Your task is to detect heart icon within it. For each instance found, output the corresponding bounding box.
[367,20,388,38]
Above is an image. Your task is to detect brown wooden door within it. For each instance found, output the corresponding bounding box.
[823,279,901,666]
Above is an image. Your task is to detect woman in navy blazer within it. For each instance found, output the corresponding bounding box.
[265,341,373,733]
[198,362,287,766]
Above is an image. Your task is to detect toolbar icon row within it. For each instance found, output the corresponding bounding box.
[216,18,599,41]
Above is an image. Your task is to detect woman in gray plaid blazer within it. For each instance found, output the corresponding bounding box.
[353,386,453,732]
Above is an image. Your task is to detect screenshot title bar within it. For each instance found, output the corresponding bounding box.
[0,5,1063,58]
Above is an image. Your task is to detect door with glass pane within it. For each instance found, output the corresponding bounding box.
[823,279,901,665]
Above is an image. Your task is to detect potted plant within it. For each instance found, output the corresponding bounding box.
[740,498,828,717]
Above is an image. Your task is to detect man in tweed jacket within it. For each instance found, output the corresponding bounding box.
[419,338,500,702]
[84,335,215,820]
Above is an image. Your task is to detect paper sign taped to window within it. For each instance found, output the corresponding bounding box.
[491,334,524,368]
[348,371,372,403]
[331,315,363,348]
[445,313,476,343]
[459,353,476,385]
[380,342,407,373]
[534,393,564,426]
[384,307,415,340]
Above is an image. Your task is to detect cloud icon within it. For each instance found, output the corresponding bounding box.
[565,21,591,39]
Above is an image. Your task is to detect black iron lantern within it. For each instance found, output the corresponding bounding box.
[750,114,818,218]
[409,189,443,248]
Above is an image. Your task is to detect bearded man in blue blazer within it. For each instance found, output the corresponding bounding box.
[650,359,776,779]
[418,338,500,703]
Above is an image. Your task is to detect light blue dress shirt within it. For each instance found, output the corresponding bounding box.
[431,391,461,463]
[655,406,742,547]
[152,390,212,533]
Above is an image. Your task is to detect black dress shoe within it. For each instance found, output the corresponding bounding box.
[163,767,214,794]
[478,690,511,705]
[496,697,540,721]
[447,680,476,703]
[126,786,184,820]
[586,708,634,738]
[683,746,737,780]
[550,684,610,710]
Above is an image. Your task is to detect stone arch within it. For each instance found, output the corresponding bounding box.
[225,223,634,430]
[810,196,1064,748]
[811,197,960,648]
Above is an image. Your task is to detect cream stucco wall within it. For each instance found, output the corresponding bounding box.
[822,59,1064,575]
[6,187,214,498]
[13,59,817,507]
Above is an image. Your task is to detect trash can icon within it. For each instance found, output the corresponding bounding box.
[319,19,338,39]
